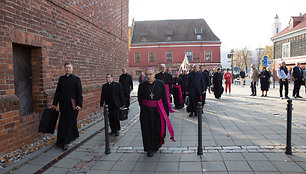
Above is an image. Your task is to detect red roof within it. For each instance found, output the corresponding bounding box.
[272,13,306,40]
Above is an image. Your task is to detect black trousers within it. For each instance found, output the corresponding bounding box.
[201,92,206,106]
[108,105,121,133]
[251,81,257,95]
[293,79,302,97]
[189,94,201,114]
[124,92,130,108]
[279,79,289,97]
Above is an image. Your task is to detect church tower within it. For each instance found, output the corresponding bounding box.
[273,14,281,36]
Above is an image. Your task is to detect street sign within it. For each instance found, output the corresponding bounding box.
[262,55,268,67]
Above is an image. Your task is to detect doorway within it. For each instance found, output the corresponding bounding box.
[13,45,34,116]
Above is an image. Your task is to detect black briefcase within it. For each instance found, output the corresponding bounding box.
[119,107,128,121]
[38,108,59,134]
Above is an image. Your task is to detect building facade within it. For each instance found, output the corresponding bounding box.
[129,19,221,77]
[0,0,129,154]
[272,13,306,80]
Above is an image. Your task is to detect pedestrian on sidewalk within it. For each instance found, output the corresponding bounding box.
[223,68,232,95]
[52,63,83,151]
[292,62,303,98]
[173,72,184,109]
[240,68,246,86]
[138,68,175,157]
[119,68,133,108]
[200,65,211,105]
[259,66,270,97]
[179,70,188,104]
[277,61,290,99]
[213,68,223,99]
[250,64,259,96]
[155,64,175,113]
[138,71,146,84]
[186,64,205,117]
[100,73,125,137]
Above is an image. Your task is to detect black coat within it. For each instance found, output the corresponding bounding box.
[292,66,303,80]
[119,73,133,93]
[179,74,188,93]
[202,70,211,91]
[100,82,125,109]
[155,72,173,94]
[187,71,205,96]
[260,70,271,91]
[53,74,83,112]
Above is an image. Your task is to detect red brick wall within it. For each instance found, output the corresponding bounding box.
[0,0,129,154]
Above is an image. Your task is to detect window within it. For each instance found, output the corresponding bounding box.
[166,51,173,62]
[282,42,290,58]
[186,51,193,61]
[204,51,212,61]
[148,52,155,62]
[134,52,141,63]
[197,35,201,40]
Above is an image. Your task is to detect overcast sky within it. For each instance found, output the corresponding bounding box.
[129,0,306,51]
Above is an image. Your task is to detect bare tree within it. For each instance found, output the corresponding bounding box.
[233,47,251,72]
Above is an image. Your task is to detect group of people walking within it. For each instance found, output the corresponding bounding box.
[50,61,305,156]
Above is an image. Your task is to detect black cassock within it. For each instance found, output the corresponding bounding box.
[179,73,188,102]
[187,71,205,114]
[155,72,173,94]
[201,70,211,105]
[138,79,169,153]
[172,77,184,109]
[213,72,223,98]
[260,70,271,91]
[53,74,83,145]
[119,73,133,108]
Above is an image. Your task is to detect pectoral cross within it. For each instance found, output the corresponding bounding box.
[150,93,154,99]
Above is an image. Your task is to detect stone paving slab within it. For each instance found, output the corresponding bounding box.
[6,83,306,174]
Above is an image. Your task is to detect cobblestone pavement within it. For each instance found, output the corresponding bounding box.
[5,83,306,174]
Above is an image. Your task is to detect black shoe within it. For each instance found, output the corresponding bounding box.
[189,112,193,117]
[147,152,153,157]
[296,96,302,98]
[264,94,267,97]
[63,144,68,151]
[115,131,119,136]
[285,96,290,99]
[261,94,264,97]
[109,132,115,136]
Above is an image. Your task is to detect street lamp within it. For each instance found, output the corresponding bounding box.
[227,49,234,83]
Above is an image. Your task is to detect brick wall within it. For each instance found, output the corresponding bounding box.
[273,33,306,59]
[0,0,129,154]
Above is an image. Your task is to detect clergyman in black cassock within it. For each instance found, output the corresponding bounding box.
[172,72,184,109]
[52,63,83,150]
[213,68,223,99]
[186,64,205,117]
[155,64,175,113]
[100,74,125,136]
[119,68,133,108]
[138,68,175,157]
[179,70,188,104]
[200,65,211,105]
